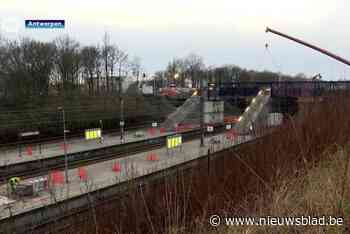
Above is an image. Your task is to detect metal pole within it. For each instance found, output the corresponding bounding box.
[120,76,124,143]
[278,72,282,113]
[18,136,22,157]
[137,71,139,92]
[5,158,9,197]
[200,73,205,147]
[207,148,210,174]
[153,77,156,96]
[62,109,69,184]
[207,148,211,202]
[99,119,103,144]
[121,99,124,142]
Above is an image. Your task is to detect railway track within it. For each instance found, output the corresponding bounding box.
[0,127,225,183]
[0,120,165,151]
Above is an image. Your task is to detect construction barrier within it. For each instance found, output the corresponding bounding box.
[167,135,182,149]
[85,128,102,140]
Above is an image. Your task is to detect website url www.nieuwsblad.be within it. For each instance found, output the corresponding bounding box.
[209,215,344,227]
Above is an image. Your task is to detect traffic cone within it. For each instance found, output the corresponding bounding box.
[146,153,158,161]
[50,170,64,185]
[230,129,237,136]
[148,128,156,136]
[78,167,87,181]
[112,162,121,172]
[60,143,68,151]
[26,146,33,156]
[226,129,237,140]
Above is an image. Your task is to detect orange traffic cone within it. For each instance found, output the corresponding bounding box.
[112,162,121,172]
[50,170,64,185]
[146,153,158,161]
[148,128,156,136]
[26,146,33,156]
[78,167,87,181]
[60,143,68,151]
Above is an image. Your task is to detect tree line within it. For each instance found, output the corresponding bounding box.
[0,33,143,105]
[153,54,308,89]
[0,30,308,106]
[0,33,309,143]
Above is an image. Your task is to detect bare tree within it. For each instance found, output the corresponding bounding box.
[81,45,101,95]
[107,45,120,92]
[54,35,81,96]
[115,49,128,93]
[165,58,186,86]
[23,39,56,97]
[102,32,111,93]
[102,33,128,93]
[164,55,204,87]
[183,53,205,88]
[0,38,56,101]
[0,33,5,96]
[130,56,142,89]
[154,71,166,89]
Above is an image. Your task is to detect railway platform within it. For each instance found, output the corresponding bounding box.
[0,127,177,166]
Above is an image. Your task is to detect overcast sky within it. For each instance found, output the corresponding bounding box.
[1,0,349,79]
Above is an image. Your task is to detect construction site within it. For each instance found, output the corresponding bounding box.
[1,19,350,234]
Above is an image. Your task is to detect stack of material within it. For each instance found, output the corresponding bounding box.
[0,196,15,209]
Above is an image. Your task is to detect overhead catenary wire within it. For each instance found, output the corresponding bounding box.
[264,41,283,113]
[264,42,284,76]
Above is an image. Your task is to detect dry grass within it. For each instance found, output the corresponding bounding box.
[219,145,350,234]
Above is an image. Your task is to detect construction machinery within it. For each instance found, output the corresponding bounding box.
[311,73,322,81]
[266,27,350,67]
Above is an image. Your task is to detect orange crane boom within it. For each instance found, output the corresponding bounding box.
[266,27,350,67]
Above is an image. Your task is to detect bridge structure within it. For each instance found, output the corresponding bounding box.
[218,81,350,98]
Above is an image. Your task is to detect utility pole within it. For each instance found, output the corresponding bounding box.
[153,76,156,96]
[58,107,69,184]
[119,75,124,143]
[200,72,205,147]
[99,119,103,143]
[278,72,282,114]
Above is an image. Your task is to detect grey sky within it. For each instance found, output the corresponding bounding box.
[0,0,349,80]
